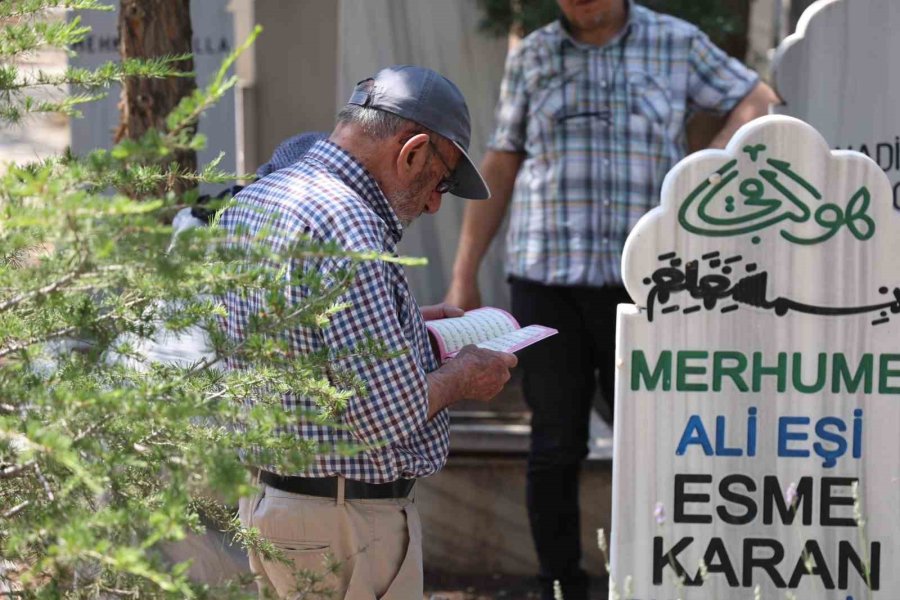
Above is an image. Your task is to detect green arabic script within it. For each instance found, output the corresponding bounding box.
[677,145,875,245]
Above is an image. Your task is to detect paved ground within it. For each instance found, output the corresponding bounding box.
[425,574,609,599]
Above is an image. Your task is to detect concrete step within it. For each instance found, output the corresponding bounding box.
[422,374,616,578]
[450,410,613,460]
[417,454,612,578]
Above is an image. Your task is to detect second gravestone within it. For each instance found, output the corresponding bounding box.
[611,115,898,599]
[773,0,900,211]
[68,1,235,194]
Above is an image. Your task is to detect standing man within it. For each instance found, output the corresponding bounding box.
[445,2,778,598]
[221,66,517,599]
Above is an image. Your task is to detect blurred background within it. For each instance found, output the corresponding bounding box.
[0,1,819,597]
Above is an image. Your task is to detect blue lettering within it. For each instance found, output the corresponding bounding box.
[676,415,713,456]
[814,417,847,468]
[778,416,810,458]
[715,415,742,456]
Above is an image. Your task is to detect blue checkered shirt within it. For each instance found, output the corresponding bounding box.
[218,140,448,483]
[490,2,759,286]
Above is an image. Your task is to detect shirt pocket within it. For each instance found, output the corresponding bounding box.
[528,72,610,143]
[627,70,673,127]
[620,70,674,196]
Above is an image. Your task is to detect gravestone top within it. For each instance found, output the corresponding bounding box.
[772,0,900,210]
[622,115,895,315]
[611,115,898,599]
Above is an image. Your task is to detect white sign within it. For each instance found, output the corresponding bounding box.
[611,115,899,599]
[773,0,900,212]
[68,1,235,193]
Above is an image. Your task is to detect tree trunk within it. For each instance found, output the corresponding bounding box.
[116,0,197,195]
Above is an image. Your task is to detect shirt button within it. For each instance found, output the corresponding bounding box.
[600,80,608,88]
[604,199,611,207]
[603,158,611,167]
[603,237,609,244]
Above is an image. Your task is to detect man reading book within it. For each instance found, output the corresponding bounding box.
[219,66,517,599]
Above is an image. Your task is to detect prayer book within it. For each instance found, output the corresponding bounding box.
[425,307,557,364]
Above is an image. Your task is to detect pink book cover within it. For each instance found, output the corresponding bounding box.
[424,307,557,364]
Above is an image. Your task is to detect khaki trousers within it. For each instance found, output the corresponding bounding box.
[238,481,422,600]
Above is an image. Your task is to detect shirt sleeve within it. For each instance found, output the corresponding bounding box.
[687,31,759,115]
[317,257,429,449]
[487,46,529,153]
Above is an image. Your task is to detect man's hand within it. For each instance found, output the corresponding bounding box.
[450,346,518,401]
[420,302,465,321]
[426,346,518,418]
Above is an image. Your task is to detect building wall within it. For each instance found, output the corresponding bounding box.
[232,0,340,177]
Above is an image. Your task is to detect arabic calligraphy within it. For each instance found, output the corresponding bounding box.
[643,251,900,326]
[677,145,876,245]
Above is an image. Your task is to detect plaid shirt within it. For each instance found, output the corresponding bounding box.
[490,1,759,286]
[218,140,448,483]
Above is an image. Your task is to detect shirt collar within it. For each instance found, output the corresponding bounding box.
[304,139,404,244]
[556,0,639,51]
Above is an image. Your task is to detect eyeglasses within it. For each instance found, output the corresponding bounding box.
[428,139,458,195]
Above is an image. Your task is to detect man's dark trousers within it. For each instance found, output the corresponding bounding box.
[510,277,632,600]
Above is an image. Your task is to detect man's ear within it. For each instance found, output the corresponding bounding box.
[396,133,430,181]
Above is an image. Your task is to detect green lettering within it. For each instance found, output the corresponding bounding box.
[832,353,873,394]
[631,350,672,391]
[878,354,900,394]
[677,351,709,392]
[752,352,787,392]
[712,351,748,392]
[791,352,827,394]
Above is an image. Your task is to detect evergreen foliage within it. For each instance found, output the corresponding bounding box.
[0,2,415,597]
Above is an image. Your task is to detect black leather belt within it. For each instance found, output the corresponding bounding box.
[259,471,415,500]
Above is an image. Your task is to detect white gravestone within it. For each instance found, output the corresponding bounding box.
[773,0,900,211]
[611,115,898,599]
[68,1,235,193]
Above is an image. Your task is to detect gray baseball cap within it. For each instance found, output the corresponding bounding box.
[347,65,490,200]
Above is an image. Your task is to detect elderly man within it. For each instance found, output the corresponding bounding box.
[220,66,517,599]
[445,1,779,598]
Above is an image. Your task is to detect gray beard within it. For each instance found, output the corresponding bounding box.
[389,187,419,228]
[389,168,433,227]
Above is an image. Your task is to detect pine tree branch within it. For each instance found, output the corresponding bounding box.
[0,0,111,20]
[1,501,29,519]
[0,461,36,479]
[0,57,193,95]
[0,18,91,57]
[98,586,139,598]
[33,463,54,502]
[0,297,145,359]
[0,268,83,313]
[73,422,100,443]
[0,324,79,360]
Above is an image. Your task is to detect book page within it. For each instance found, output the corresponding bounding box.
[471,325,557,355]
[425,307,519,359]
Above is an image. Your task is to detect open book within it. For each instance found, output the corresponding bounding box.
[425,307,558,364]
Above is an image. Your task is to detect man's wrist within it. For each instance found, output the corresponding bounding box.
[427,366,462,417]
[451,266,479,284]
